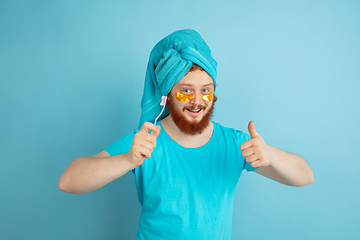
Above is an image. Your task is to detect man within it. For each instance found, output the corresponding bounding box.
[59,29,314,239]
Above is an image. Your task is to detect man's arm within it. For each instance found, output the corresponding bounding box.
[58,122,160,194]
[241,121,314,187]
[58,151,136,194]
[253,148,313,187]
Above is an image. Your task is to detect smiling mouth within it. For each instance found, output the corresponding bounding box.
[187,108,202,113]
[184,107,205,117]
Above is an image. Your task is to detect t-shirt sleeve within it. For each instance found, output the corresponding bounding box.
[104,131,137,174]
[104,132,136,157]
[236,131,258,172]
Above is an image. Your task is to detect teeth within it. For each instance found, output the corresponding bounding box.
[188,109,201,112]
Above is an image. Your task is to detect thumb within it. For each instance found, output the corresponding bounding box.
[154,125,161,137]
[248,121,259,138]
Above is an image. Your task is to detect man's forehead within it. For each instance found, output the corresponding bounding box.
[174,74,215,88]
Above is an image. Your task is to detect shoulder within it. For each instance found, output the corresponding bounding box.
[114,131,137,144]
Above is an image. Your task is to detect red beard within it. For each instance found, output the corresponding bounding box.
[166,97,214,135]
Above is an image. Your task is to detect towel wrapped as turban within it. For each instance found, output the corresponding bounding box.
[138,29,217,128]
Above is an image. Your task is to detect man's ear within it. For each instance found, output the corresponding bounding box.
[167,90,172,100]
[213,94,217,102]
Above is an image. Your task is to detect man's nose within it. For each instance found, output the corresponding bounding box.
[189,91,203,105]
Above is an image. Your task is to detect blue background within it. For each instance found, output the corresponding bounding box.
[1,0,359,239]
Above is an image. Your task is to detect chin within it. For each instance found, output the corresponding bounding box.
[168,102,214,136]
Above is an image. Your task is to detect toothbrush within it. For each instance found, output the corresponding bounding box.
[152,96,167,134]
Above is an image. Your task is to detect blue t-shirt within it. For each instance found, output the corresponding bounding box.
[105,121,257,240]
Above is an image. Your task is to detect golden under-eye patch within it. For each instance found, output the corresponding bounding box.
[176,92,194,101]
[202,90,213,102]
[176,90,213,102]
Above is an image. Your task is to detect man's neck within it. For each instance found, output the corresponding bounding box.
[160,115,214,148]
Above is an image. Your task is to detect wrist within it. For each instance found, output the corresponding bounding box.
[122,152,139,170]
[269,146,281,166]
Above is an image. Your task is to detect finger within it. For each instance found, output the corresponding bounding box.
[141,133,157,145]
[138,145,152,159]
[133,149,145,160]
[246,154,260,163]
[140,122,160,135]
[142,135,158,150]
[139,139,155,152]
[153,125,161,137]
[248,121,259,138]
[250,160,262,168]
[240,139,253,150]
[241,148,254,157]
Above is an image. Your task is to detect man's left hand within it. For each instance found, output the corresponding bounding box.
[240,121,276,168]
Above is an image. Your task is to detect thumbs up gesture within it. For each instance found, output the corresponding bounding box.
[240,121,275,168]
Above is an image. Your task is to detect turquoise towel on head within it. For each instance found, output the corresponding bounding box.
[138,29,217,128]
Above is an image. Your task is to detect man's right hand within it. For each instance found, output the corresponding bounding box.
[59,122,160,194]
[126,122,161,167]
